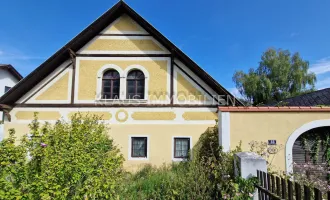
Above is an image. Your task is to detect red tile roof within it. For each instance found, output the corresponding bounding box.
[218,106,330,112]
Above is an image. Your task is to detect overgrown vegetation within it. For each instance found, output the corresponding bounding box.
[248,138,330,194]
[0,113,124,199]
[121,127,257,200]
[0,115,257,199]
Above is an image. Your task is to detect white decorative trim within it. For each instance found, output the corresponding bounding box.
[174,59,218,98]
[285,119,330,174]
[26,66,72,104]
[172,136,192,162]
[16,60,71,104]
[9,107,217,125]
[123,65,150,101]
[128,135,150,161]
[218,112,230,152]
[75,57,171,104]
[174,67,213,105]
[96,64,124,100]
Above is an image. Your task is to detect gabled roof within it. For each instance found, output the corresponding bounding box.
[0,64,23,81]
[267,88,330,106]
[0,1,242,106]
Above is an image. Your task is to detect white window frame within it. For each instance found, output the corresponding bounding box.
[172,136,192,162]
[128,135,150,161]
[123,65,149,101]
[96,64,125,100]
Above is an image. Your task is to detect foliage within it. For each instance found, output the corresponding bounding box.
[248,136,330,193]
[292,163,330,193]
[0,113,124,200]
[248,140,284,173]
[298,127,330,164]
[0,129,27,198]
[121,126,257,200]
[294,127,330,189]
[233,48,316,105]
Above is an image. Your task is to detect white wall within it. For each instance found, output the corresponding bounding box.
[0,69,20,140]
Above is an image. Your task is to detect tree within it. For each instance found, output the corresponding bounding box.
[233,48,316,105]
[0,113,124,200]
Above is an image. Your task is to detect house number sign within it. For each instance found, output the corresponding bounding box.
[268,140,276,145]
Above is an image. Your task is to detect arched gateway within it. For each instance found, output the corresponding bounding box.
[285,119,330,173]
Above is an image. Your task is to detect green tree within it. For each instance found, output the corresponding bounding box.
[0,113,124,200]
[233,48,316,105]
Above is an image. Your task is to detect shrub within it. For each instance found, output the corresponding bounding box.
[0,113,124,200]
[121,126,257,200]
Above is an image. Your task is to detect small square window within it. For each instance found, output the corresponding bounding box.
[131,137,147,158]
[174,138,190,159]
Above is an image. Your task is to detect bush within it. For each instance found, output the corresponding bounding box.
[0,113,124,200]
[121,126,257,200]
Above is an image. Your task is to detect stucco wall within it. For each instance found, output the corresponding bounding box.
[229,112,330,171]
[77,59,168,100]
[4,122,214,171]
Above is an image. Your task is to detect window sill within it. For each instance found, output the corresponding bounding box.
[128,157,149,161]
[172,157,189,162]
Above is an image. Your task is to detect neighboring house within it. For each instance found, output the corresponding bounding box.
[0,2,240,171]
[1,1,329,174]
[0,64,22,140]
[268,88,330,106]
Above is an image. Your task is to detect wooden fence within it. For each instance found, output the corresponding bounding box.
[256,170,330,200]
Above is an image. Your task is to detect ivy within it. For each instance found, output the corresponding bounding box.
[298,127,330,165]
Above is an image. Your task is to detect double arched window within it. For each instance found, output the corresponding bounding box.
[102,70,120,99]
[101,69,145,100]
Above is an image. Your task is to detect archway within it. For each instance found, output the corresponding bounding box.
[292,127,329,180]
[285,119,330,173]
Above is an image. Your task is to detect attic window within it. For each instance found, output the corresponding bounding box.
[126,70,145,99]
[102,70,120,99]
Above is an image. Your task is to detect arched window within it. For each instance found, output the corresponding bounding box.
[127,70,145,99]
[102,70,120,99]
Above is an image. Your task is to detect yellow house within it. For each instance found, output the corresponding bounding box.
[0,1,240,171]
[1,1,329,174]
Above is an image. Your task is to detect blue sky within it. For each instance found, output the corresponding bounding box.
[1,0,330,96]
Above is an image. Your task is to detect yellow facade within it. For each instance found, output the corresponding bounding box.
[78,60,168,100]
[4,121,214,171]
[105,14,144,33]
[177,73,203,101]
[229,112,330,171]
[68,112,112,120]
[15,111,61,120]
[131,112,176,120]
[182,112,217,120]
[86,39,163,51]
[35,72,69,101]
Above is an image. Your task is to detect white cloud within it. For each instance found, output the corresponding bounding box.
[309,57,330,75]
[0,50,3,55]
